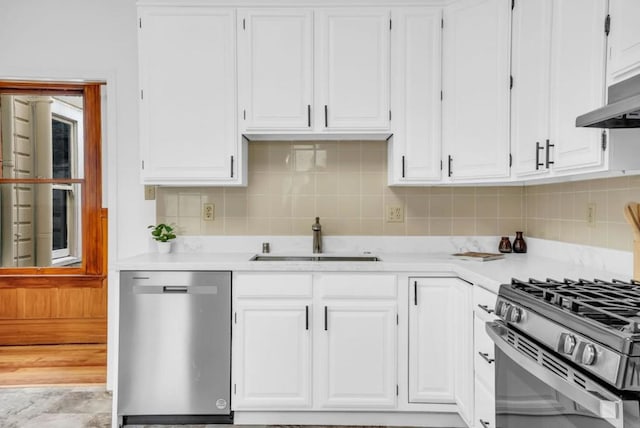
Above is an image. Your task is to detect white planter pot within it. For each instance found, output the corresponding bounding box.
[157,241,172,254]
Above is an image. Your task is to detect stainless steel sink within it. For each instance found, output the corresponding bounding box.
[250,255,380,262]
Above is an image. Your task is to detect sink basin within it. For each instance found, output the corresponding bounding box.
[250,255,381,262]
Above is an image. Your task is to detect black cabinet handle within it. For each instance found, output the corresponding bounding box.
[305,305,309,330]
[324,306,328,331]
[307,105,311,128]
[230,155,234,178]
[478,351,495,364]
[414,281,418,306]
[545,139,554,168]
[401,156,405,178]
[479,419,491,428]
[477,304,494,314]
[447,155,452,177]
[535,142,544,170]
[324,105,328,127]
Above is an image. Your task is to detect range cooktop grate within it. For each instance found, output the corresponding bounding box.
[510,278,640,333]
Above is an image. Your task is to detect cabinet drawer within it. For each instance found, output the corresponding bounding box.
[474,314,495,389]
[316,274,396,299]
[473,285,498,320]
[474,378,495,428]
[235,273,313,298]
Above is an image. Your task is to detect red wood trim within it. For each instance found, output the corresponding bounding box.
[0,276,105,289]
[0,318,107,345]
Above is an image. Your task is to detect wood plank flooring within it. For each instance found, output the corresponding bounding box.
[0,344,106,387]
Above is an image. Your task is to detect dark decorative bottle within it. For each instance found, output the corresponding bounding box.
[513,231,527,253]
[498,237,512,253]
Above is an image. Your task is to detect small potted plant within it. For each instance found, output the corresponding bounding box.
[148,223,177,254]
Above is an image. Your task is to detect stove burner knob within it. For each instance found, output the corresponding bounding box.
[581,344,597,366]
[509,307,522,323]
[499,302,510,319]
[563,335,577,355]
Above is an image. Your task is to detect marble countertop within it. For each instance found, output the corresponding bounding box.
[117,244,631,295]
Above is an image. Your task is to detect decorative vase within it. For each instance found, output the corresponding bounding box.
[157,241,172,254]
[498,236,512,253]
[513,231,527,253]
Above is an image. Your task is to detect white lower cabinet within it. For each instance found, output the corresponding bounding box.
[408,277,474,425]
[233,272,397,411]
[473,285,498,428]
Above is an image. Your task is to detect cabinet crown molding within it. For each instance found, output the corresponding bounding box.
[138,0,451,7]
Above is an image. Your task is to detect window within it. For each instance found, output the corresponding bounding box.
[0,81,104,282]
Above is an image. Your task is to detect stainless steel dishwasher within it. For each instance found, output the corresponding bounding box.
[117,271,232,427]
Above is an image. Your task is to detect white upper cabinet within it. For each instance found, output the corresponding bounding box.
[389,8,442,184]
[316,8,391,131]
[237,9,314,131]
[549,0,607,172]
[442,0,511,182]
[512,0,607,177]
[608,0,640,84]
[138,7,240,184]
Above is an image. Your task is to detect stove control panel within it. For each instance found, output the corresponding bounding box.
[494,296,621,386]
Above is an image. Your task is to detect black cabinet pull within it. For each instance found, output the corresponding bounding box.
[414,281,418,306]
[305,305,309,330]
[535,142,544,170]
[477,304,494,314]
[401,156,405,178]
[479,419,491,428]
[478,351,495,364]
[230,155,234,178]
[324,306,328,331]
[307,104,311,127]
[447,155,453,177]
[324,105,328,127]
[545,139,554,168]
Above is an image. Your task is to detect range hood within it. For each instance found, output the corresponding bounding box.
[576,74,640,128]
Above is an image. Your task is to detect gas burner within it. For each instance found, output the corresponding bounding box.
[509,277,640,334]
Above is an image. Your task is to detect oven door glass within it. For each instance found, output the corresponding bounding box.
[486,321,631,428]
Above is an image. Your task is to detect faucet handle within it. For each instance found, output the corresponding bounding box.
[312,216,321,231]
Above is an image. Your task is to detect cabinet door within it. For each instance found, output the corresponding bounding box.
[390,8,442,183]
[608,0,640,84]
[549,0,607,171]
[452,280,474,426]
[237,9,313,131]
[138,7,237,183]
[233,300,312,409]
[317,301,397,409]
[316,8,391,130]
[511,0,553,177]
[408,278,454,403]
[442,0,511,181]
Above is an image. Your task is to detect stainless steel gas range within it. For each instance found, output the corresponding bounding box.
[487,278,640,428]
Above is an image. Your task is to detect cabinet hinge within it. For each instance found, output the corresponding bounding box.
[602,131,607,151]
[440,159,443,170]
[396,385,399,396]
[390,19,392,30]
[510,75,514,90]
[389,110,392,121]
[243,109,246,120]
[605,14,611,36]
[441,18,444,29]
[140,89,143,100]
[396,313,399,325]
[141,160,144,170]
[440,91,443,101]
[509,153,512,167]
[234,312,237,324]
[139,18,142,29]
[511,0,515,10]
[243,18,246,30]
[234,384,236,395]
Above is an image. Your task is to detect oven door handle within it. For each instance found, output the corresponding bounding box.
[486,321,623,427]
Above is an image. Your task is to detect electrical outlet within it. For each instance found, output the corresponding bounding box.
[203,203,215,221]
[586,202,596,226]
[386,205,404,223]
[144,185,156,201]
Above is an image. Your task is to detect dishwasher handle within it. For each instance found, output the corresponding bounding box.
[132,284,219,295]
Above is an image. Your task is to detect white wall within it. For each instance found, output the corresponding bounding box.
[0,0,155,388]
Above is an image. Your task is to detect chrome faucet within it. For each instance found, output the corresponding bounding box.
[312,217,322,254]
